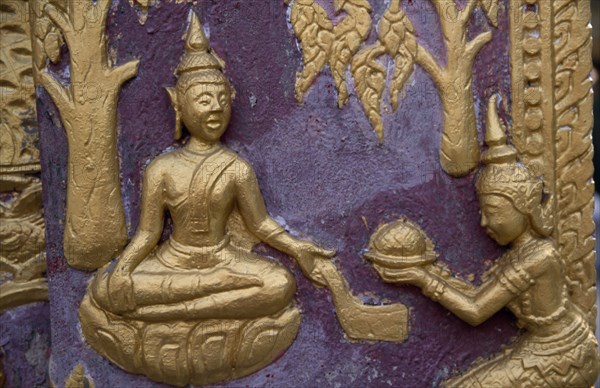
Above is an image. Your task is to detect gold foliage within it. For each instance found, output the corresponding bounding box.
[350,0,417,141]
[290,0,334,103]
[290,0,372,106]
[289,0,497,176]
[351,44,386,140]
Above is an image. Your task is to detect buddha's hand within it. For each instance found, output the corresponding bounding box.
[294,241,336,287]
[373,264,429,287]
[108,268,136,313]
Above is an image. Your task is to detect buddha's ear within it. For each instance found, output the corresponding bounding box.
[227,82,236,101]
[166,87,182,140]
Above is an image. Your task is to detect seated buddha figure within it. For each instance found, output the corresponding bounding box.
[79,12,334,387]
[372,96,600,387]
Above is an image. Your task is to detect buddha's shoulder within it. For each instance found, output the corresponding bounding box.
[220,151,256,180]
[145,150,183,175]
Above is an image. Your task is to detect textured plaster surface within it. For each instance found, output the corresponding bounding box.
[39,0,518,386]
[0,303,50,387]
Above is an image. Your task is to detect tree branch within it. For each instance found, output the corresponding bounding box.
[460,0,479,25]
[98,0,112,28]
[414,43,444,87]
[38,70,74,115]
[45,4,73,44]
[465,31,492,63]
[108,59,140,86]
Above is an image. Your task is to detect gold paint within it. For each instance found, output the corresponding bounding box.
[65,364,95,388]
[289,0,498,176]
[35,0,138,270]
[0,0,48,312]
[317,259,407,342]
[290,0,372,108]
[511,0,598,355]
[78,11,405,385]
[371,96,600,386]
[364,217,437,270]
[0,0,39,175]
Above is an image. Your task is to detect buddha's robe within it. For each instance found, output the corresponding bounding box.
[91,146,296,322]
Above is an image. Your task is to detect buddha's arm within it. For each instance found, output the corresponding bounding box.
[116,163,165,273]
[235,162,299,256]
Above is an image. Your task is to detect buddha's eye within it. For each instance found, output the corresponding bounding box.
[218,93,229,107]
[196,96,211,106]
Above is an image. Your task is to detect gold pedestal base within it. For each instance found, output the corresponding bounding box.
[79,294,301,386]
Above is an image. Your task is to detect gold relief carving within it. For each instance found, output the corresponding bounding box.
[0,181,47,312]
[289,0,499,177]
[78,12,406,385]
[33,0,139,269]
[511,0,597,331]
[0,0,39,176]
[64,363,95,388]
[552,0,597,331]
[371,97,600,386]
[289,0,372,108]
[0,0,48,311]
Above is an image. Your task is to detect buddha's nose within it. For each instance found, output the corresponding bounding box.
[209,99,224,112]
[481,214,488,227]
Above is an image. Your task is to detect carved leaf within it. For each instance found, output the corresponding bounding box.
[377,0,416,111]
[330,0,372,107]
[43,30,63,64]
[479,0,499,27]
[390,45,415,111]
[351,43,387,141]
[290,0,334,103]
[378,0,414,55]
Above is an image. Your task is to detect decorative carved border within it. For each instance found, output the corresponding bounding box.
[510,0,596,328]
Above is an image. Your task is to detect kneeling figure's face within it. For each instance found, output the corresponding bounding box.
[479,194,527,246]
[180,83,232,143]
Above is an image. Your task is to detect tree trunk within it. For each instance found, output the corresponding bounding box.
[39,0,138,269]
[438,63,480,177]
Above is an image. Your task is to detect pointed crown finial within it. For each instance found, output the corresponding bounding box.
[476,95,552,237]
[175,10,227,86]
[481,94,517,165]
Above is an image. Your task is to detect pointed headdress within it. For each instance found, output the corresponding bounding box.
[476,95,552,237]
[168,11,231,139]
[176,11,229,92]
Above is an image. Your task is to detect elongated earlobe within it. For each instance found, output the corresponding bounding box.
[166,87,182,140]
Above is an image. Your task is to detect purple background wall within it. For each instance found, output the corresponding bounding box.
[1,303,50,387]
[39,0,518,386]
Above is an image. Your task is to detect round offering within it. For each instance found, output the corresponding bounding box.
[364,217,437,269]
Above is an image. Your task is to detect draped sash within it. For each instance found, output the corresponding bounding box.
[185,147,237,233]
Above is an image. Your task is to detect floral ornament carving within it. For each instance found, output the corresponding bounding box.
[1,0,47,312]
[289,0,499,177]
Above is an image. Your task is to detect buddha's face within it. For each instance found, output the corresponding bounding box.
[479,194,527,246]
[179,82,232,143]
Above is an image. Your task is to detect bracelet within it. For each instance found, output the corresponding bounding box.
[423,278,446,302]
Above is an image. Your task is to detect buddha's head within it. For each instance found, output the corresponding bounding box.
[476,95,552,246]
[167,12,234,142]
